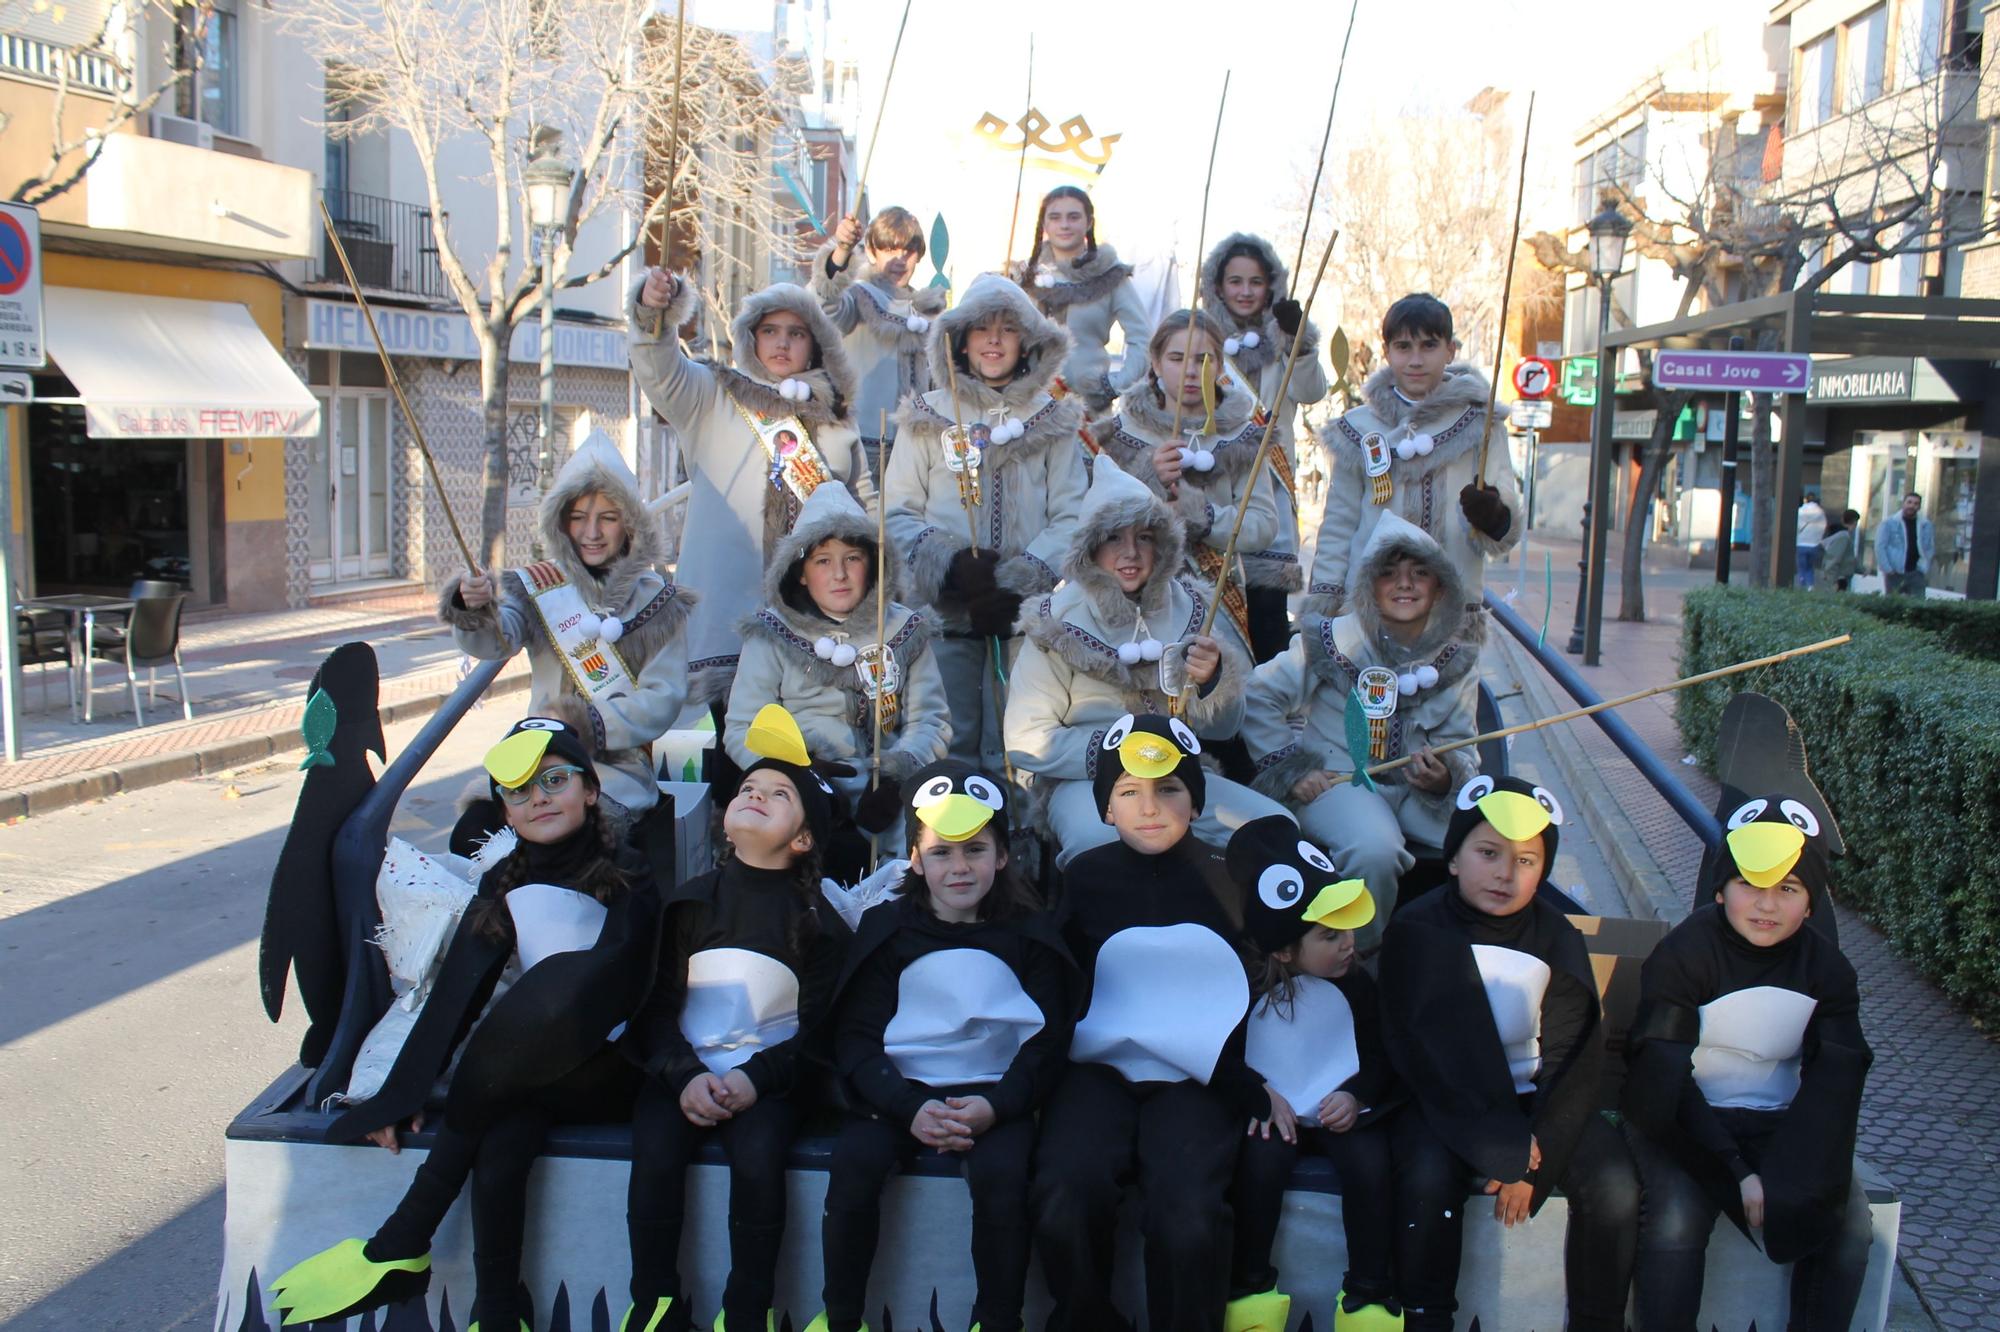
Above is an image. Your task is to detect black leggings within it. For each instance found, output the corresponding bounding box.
[1231,1118,1397,1306]
[820,1108,1036,1332]
[1246,586,1293,664]
[1030,1063,1240,1332]
[366,1046,638,1330]
[1392,1108,1638,1332]
[626,1074,801,1329]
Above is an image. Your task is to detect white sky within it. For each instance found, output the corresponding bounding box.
[839,0,1757,296]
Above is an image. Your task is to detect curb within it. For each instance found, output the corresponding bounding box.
[1491,632,1689,924]
[0,670,531,823]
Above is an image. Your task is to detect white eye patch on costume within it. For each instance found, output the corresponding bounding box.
[1297,840,1336,874]
[1779,799,1820,837]
[1258,864,1306,911]
[1726,798,1769,830]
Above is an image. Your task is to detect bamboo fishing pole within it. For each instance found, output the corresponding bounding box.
[1477,90,1536,484]
[1287,0,1359,285]
[645,0,690,339]
[869,419,888,873]
[1165,71,1230,450]
[319,198,479,572]
[1002,36,1034,269]
[1360,633,1853,779]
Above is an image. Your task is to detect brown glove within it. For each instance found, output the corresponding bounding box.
[1459,482,1513,541]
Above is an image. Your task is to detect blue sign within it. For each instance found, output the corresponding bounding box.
[1653,350,1810,393]
[302,298,629,372]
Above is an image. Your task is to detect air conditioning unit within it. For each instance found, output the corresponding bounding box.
[150,112,214,151]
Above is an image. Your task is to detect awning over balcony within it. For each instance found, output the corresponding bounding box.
[45,287,321,440]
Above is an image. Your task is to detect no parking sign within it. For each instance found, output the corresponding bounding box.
[0,202,45,368]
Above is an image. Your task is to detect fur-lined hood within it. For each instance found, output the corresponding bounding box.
[535,433,669,610]
[716,282,860,429]
[925,272,1075,413]
[1347,512,1478,664]
[1061,461,1188,628]
[755,480,899,626]
[1113,364,1260,462]
[1360,360,1490,431]
[1199,231,1320,378]
[1009,243,1134,314]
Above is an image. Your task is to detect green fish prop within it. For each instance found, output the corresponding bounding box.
[299,688,338,769]
[1344,686,1378,792]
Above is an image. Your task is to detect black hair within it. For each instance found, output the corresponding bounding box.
[1024,186,1098,275]
[467,797,627,944]
[780,532,878,618]
[1843,508,1862,525]
[1381,292,1455,344]
[900,825,1042,922]
[1215,240,1276,309]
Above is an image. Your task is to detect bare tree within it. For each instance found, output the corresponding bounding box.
[3,0,216,205]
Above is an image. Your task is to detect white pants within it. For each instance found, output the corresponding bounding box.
[934,634,1017,772]
[1296,781,1416,948]
[1045,774,1294,868]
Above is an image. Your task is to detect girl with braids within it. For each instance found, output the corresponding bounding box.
[622,706,852,1332]
[1007,185,1152,415]
[272,718,658,1332]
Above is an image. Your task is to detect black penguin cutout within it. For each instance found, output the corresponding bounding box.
[258,641,386,1067]
[1698,692,1842,940]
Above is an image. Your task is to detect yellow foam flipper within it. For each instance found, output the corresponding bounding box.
[1118,731,1183,780]
[1475,789,1552,843]
[745,704,812,768]
[484,730,553,789]
[917,792,995,842]
[269,1238,430,1326]
[1303,878,1376,932]
[1728,821,1806,888]
[1224,1288,1292,1332]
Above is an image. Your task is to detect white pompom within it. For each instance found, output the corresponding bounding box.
[1117,641,1143,666]
[814,635,837,660]
[1005,418,1026,441]
[1241,330,1261,349]
[779,377,811,402]
[1411,432,1435,456]
[1177,446,1197,467]
[1191,449,1215,471]
[598,616,625,645]
[575,612,603,640]
[906,314,930,334]
[1223,336,1243,356]
[831,643,858,667]
[1415,664,1440,688]
[1395,439,1417,461]
[1035,272,1057,289]
[1397,672,1420,696]
[1140,639,1164,662]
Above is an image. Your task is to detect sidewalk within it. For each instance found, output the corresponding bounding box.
[1502,530,1996,1330]
[0,588,528,821]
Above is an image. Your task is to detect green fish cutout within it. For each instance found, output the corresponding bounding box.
[1344,686,1378,792]
[299,687,337,769]
[930,212,950,273]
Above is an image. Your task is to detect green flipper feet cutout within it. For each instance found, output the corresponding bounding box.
[1334,1289,1406,1331]
[710,1312,776,1332]
[622,1297,677,1332]
[269,1237,431,1325]
[1224,1288,1292,1332]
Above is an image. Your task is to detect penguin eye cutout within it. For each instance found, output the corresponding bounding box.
[1531,786,1565,826]
[912,776,956,808]
[1168,717,1202,755]
[1725,798,1769,831]
[1779,799,1821,837]
[1455,775,1496,811]
[1296,840,1336,874]
[1258,864,1306,911]
[1103,715,1135,750]
[965,775,1006,810]
[517,718,565,731]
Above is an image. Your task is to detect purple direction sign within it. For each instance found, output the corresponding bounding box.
[1653,350,1810,393]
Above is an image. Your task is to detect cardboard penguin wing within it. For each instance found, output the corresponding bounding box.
[883,948,1047,1085]
[1070,923,1249,1084]
[1245,975,1361,1113]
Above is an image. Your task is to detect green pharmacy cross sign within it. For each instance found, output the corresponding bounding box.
[1561,356,1598,407]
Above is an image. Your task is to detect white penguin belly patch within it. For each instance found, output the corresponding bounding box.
[680,947,802,1074]
[883,948,1046,1086]
[1246,975,1360,1114]
[1470,944,1552,1093]
[1693,985,1818,1110]
[506,883,608,969]
[1071,923,1249,1084]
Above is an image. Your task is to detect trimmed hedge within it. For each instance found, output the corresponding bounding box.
[1844,593,2000,663]
[1679,586,2000,1027]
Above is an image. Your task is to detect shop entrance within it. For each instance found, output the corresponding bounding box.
[1851,430,1981,594]
[27,399,202,596]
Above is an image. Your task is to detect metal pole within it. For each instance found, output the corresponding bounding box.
[1565,499,1590,655]
[1582,275,1616,666]
[1714,334,1744,584]
[0,408,19,761]
[535,227,557,560]
[1524,426,1540,529]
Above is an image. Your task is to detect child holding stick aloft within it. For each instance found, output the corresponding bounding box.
[812,207,945,473]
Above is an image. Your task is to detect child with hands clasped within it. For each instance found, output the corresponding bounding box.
[1225,818,1403,1332]
[807,761,1074,1332]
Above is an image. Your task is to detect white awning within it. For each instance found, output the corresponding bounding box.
[45,287,321,440]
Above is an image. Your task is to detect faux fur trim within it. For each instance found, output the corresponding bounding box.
[535,447,670,609]
[686,658,740,708]
[1060,485,1187,622]
[1338,361,1494,473]
[1349,528,1477,662]
[927,275,1074,407]
[995,552,1058,598]
[763,495,902,607]
[1301,587,1345,619]
[1198,231,1322,378]
[898,390,1084,467]
[1009,244,1134,314]
[1117,372,1258,456]
[1020,578,1211,697]
[900,523,964,615]
[711,361,848,431]
[848,279,948,347]
[1299,608,1484,708]
[1241,549,1304,591]
[736,602,936,696]
[876,746,929,784]
[727,283,859,414]
[626,273,700,344]
[1254,744,1328,805]
[437,574,499,635]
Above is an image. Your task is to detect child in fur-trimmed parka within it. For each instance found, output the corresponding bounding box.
[1006,185,1153,415]
[1244,513,1483,944]
[724,481,951,856]
[886,271,1089,769]
[1304,293,1520,618]
[1003,462,1291,866]
[440,433,695,828]
[631,268,879,711]
[811,207,946,466]
[1201,232,1331,662]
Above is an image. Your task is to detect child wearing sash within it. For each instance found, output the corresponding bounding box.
[886,272,1088,770]
[623,706,850,1332]
[725,482,951,859]
[442,435,696,832]
[812,207,945,472]
[1242,513,1483,942]
[631,268,879,714]
[1200,233,1330,662]
[1304,293,1519,618]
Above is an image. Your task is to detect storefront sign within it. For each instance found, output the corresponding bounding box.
[301,298,629,371]
[95,405,321,438]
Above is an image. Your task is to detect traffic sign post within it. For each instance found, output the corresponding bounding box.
[1653,349,1809,393]
[1512,356,1557,400]
[0,201,42,762]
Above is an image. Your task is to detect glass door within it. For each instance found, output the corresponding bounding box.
[1918,431,1979,596]
[315,390,394,585]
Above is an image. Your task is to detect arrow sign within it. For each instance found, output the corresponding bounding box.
[1654,350,1810,393]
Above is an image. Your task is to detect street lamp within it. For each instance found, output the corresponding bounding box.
[1570,198,1632,661]
[525,127,575,555]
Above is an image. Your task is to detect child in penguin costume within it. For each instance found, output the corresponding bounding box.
[1244,512,1484,945]
[271,717,662,1332]
[1004,460,1290,866]
[1620,778,1874,1330]
[622,705,852,1332]
[806,760,1076,1332]
[1224,817,1402,1332]
[1030,714,1269,1332]
[811,207,947,468]
[725,480,951,860]
[1377,775,1637,1332]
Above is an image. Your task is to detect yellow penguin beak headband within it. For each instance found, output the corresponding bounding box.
[1719,796,1826,889]
[1119,732,1183,779]
[746,703,812,767]
[907,762,1012,843]
[1302,878,1376,932]
[483,718,593,791]
[1443,775,1566,868]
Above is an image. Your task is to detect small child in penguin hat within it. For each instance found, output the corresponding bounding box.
[483,715,598,796]
[1091,710,1208,823]
[738,702,849,863]
[1224,816,1404,1332]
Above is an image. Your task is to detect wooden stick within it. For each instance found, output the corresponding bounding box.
[1361,633,1853,778]
[851,0,913,220]
[646,0,691,339]
[1477,90,1535,484]
[941,344,980,553]
[869,423,888,873]
[1166,71,1230,447]
[1288,0,1358,285]
[319,198,478,572]
[1002,36,1035,268]
[1195,226,1340,640]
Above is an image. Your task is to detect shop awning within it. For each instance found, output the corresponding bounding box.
[45,287,320,439]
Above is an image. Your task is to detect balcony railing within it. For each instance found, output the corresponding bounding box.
[317,189,449,300]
